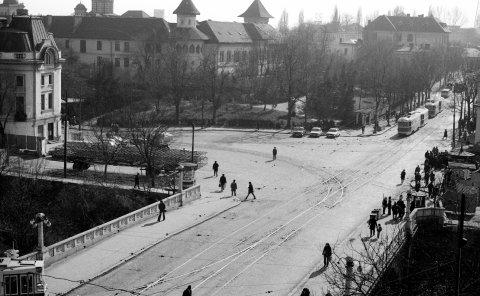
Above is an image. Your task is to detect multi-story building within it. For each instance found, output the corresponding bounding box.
[364,14,449,50]
[0,15,63,153]
[0,0,24,18]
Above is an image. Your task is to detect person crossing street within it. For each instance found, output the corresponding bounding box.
[244,182,256,200]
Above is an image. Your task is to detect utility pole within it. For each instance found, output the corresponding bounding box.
[64,92,68,178]
[191,122,195,163]
[455,194,467,296]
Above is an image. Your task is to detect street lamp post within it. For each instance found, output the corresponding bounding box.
[64,92,68,178]
[30,213,51,260]
[191,122,195,163]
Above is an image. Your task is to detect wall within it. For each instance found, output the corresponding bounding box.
[18,184,201,267]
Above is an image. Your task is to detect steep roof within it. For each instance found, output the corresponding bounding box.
[0,29,31,52]
[173,0,200,16]
[366,15,448,33]
[238,0,273,19]
[169,23,209,41]
[44,16,170,41]
[7,16,53,51]
[121,10,151,18]
[198,21,277,44]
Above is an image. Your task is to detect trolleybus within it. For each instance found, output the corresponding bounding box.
[0,256,47,296]
[397,108,429,136]
[425,99,443,118]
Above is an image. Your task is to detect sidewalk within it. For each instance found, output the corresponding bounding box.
[45,195,241,295]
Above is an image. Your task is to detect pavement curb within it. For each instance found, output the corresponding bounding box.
[59,200,242,295]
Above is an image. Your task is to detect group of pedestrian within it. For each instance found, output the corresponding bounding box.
[392,196,406,221]
[425,147,448,170]
[212,161,256,200]
[367,215,382,238]
[382,196,392,215]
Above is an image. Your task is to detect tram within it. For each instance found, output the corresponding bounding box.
[397,108,429,136]
[441,88,451,98]
[425,99,443,118]
[0,255,47,296]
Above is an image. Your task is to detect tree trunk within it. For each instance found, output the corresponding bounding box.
[175,98,181,125]
[104,163,108,181]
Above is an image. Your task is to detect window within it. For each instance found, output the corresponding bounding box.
[80,40,86,53]
[38,125,44,137]
[124,58,129,67]
[226,51,232,62]
[48,93,53,109]
[41,75,45,86]
[41,94,45,110]
[407,34,413,42]
[16,96,25,112]
[97,40,102,50]
[424,44,431,50]
[4,275,18,295]
[124,42,130,52]
[48,74,53,85]
[16,75,24,88]
[20,274,34,294]
[189,44,195,53]
[219,51,224,62]
[45,52,53,65]
[182,44,187,53]
[65,39,70,49]
[115,58,120,67]
[115,41,120,51]
[196,45,200,53]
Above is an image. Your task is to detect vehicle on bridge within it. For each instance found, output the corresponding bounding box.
[441,88,451,98]
[425,99,443,118]
[397,108,429,136]
[0,256,47,296]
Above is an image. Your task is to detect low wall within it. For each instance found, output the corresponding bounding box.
[19,185,201,267]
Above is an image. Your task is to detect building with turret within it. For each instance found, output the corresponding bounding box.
[238,0,273,24]
[0,16,64,154]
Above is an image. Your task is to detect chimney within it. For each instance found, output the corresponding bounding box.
[17,9,28,16]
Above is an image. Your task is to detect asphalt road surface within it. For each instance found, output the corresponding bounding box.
[69,107,453,296]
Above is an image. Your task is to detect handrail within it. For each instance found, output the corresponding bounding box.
[19,185,201,266]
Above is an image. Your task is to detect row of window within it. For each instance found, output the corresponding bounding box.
[15,74,53,88]
[175,44,202,54]
[218,50,248,63]
[41,74,53,86]
[96,56,130,67]
[66,40,131,53]
[3,274,40,295]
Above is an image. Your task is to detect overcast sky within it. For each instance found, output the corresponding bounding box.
[21,0,479,27]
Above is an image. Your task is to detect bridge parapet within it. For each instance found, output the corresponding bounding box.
[19,185,201,267]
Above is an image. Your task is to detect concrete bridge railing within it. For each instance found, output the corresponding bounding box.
[19,185,201,267]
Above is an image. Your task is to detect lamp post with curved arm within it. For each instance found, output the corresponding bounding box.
[30,213,52,260]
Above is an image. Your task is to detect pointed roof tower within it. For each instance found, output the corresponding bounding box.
[173,0,200,16]
[239,0,273,24]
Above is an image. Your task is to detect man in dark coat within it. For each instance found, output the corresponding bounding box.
[273,147,277,160]
[219,174,227,192]
[397,198,406,219]
[387,196,392,215]
[368,216,377,237]
[157,200,166,222]
[382,197,388,214]
[212,161,219,177]
[300,288,310,296]
[230,180,237,196]
[134,173,140,189]
[244,182,256,200]
[415,165,421,174]
[322,243,332,266]
[182,285,192,296]
[392,202,398,220]
[400,169,406,184]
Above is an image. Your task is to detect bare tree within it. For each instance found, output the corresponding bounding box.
[278,9,289,35]
[356,7,363,26]
[429,6,467,26]
[298,10,305,26]
[0,72,16,148]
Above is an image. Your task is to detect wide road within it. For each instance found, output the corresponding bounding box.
[69,108,453,296]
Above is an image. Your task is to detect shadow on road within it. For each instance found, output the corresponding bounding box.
[142,221,159,227]
[265,160,274,163]
[203,176,215,179]
[389,134,403,140]
[309,266,327,278]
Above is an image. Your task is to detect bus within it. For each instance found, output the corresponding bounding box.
[0,256,47,296]
[441,89,451,98]
[397,108,429,136]
[425,99,443,118]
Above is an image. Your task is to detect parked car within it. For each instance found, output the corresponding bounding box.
[292,127,306,137]
[326,128,340,138]
[309,127,322,138]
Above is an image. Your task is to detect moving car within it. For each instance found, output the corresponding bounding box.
[292,127,306,137]
[326,128,340,138]
[309,127,322,138]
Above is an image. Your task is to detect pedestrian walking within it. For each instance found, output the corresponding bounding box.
[362,125,365,134]
[392,202,398,220]
[397,197,406,219]
[273,147,277,160]
[400,169,406,184]
[212,161,219,177]
[244,182,256,200]
[230,180,237,196]
[300,288,310,296]
[157,200,166,222]
[322,243,332,267]
[376,223,382,239]
[443,129,448,140]
[387,196,392,215]
[382,197,388,215]
[415,165,420,174]
[368,216,377,237]
[134,172,140,189]
[219,174,227,192]
[430,171,435,184]
[182,285,192,296]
